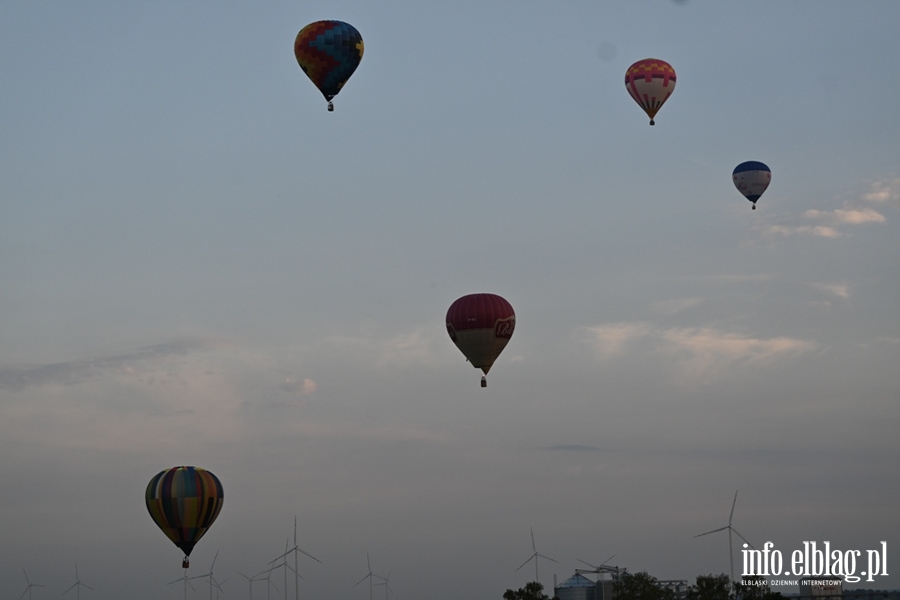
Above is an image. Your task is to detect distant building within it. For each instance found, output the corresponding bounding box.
[555,573,614,600]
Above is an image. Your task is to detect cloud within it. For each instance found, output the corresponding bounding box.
[761,177,897,239]
[764,224,842,238]
[804,208,886,224]
[545,444,603,452]
[324,326,453,368]
[650,297,703,315]
[582,322,816,382]
[660,327,816,380]
[0,339,213,392]
[278,377,318,396]
[810,282,850,299]
[862,177,900,205]
[583,322,652,360]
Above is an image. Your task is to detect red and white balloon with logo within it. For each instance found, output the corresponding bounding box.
[446,293,515,387]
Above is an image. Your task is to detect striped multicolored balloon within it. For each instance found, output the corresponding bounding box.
[146,466,224,567]
[625,58,676,125]
[294,20,364,110]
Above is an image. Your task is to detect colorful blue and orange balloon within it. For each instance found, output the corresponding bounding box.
[146,466,224,568]
[625,58,676,125]
[446,293,516,387]
[732,161,771,210]
[294,20,364,111]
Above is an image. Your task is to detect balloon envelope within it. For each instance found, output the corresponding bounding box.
[732,161,771,208]
[446,293,515,376]
[294,20,364,103]
[146,466,224,560]
[625,58,676,125]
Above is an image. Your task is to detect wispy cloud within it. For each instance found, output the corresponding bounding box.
[764,224,842,238]
[325,326,454,368]
[761,176,897,238]
[0,339,213,392]
[809,282,850,300]
[804,207,886,225]
[581,322,816,382]
[544,444,603,452]
[659,327,817,381]
[651,297,703,315]
[583,322,652,360]
[278,377,318,396]
[862,177,900,205]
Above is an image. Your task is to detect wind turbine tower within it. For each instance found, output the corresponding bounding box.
[694,490,755,582]
[354,552,387,600]
[516,528,559,586]
[20,569,46,600]
[271,516,322,600]
[62,564,93,600]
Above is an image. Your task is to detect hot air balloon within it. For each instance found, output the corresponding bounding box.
[146,466,224,568]
[625,58,676,125]
[294,20,364,111]
[446,293,515,387]
[732,161,771,210]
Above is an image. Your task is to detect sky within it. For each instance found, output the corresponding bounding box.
[1,1,899,599]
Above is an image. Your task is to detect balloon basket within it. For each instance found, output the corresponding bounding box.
[481,376,487,388]
[182,558,190,569]
[752,205,756,210]
[327,101,334,112]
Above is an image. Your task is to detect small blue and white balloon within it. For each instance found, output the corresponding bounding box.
[732,161,771,210]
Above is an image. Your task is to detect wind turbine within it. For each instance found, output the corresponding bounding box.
[62,564,93,600]
[20,569,45,600]
[270,517,321,600]
[267,539,299,600]
[238,570,265,600]
[259,565,280,600]
[168,569,196,600]
[354,552,386,600]
[694,490,755,582]
[515,528,558,584]
[375,571,395,600]
[189,550,223,600]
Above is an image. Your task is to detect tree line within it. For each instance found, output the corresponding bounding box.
[504,573,785,600]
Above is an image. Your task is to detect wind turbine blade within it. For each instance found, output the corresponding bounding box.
[83,583,94,591]
[167,577,184,585]
[63,582,78,594]
[298,547,323,563]
[515,555,535,572]
[602,554,617,566]
[731,526,755,549]
[211,550,219,572]
[577,559,598,570]
[530,528,536,552]
[694,525,729,537]
[354,573,371,588]
[536,553,559,563]
[271,550,291,562]
[729,490,738,525]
